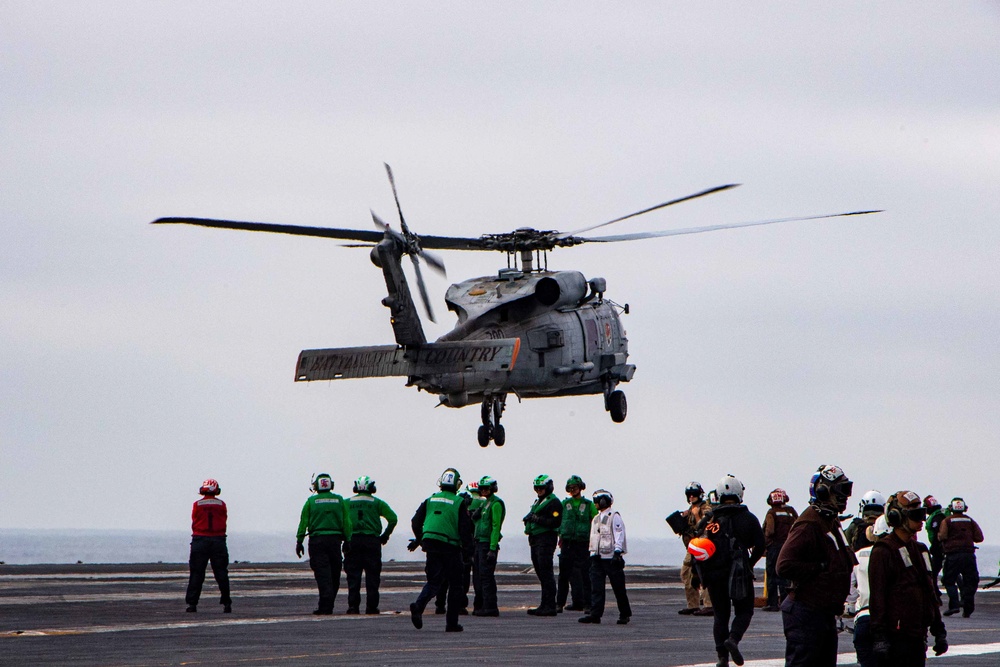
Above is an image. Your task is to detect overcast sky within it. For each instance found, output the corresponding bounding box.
[2,3,998,552]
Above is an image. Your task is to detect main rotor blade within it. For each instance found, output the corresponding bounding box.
[578,210,883,243]
[409,254,436,323]
[151,217,385,244]
[384,162,411,236]
[556,183,740,238]
[419,247,448,277]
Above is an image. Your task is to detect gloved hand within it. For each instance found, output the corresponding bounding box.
[612,551,624,568]
[523,513,537,524]
[485,549,498,567]
[342,542,352,556]
[932,634,948,656]
[380,533,390,546]
[295,541,304,558]
[407,538,420,552]
[872,640,890,657]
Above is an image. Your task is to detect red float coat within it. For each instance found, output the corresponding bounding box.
[192,496,227,537]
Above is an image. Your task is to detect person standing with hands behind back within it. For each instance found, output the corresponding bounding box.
[185,478,232,614]
[579,489,632,626]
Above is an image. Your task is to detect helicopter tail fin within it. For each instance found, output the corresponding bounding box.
[295,339,520,382]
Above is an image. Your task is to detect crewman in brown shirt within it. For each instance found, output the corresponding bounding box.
[776,465,856,667]
[869,490,947,664]
[938,497,984,617]
[762,488,797,611]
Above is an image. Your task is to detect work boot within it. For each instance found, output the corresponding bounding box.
[473,609,499,617]
[694,607,715,616]
[312,608,333,615]
[943,607,961,616]
[565,604,585,612]
[346,607,360,615]
[409,602,423,629]
[578,615,601,624]
[531,607,558,617]
[556,604,564,613]
[223,604,232,614]
[715,651,730,667]
[723,638,744,666]
[434,606,446,615]
[616,616,630,625]
[445,624,464,632]
[678,607,697,615]
[186,605,197,613]
[365,609,380,615]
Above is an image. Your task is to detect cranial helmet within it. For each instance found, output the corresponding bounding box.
[923,495,942,512]
[809,465,853,512]
[533,474,554,495]
[199,478,220,496]
[566,475,586,491]
[592,489,614,508]
[867,514,891,541]
[685,482,705,501]
[313,474,334,492]
[438,468,462,491]
[353,475,376,494]
[858,490,886,517]
[687,536,716,562]
[949,497,967,513]
[479,475,498,493]
[767,488,789,506]
[885,490,926,528]
[717,474,745,503]
[466,481,480,496]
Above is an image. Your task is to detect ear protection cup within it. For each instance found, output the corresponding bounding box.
[814,483,831,503]
[885,494,903,527]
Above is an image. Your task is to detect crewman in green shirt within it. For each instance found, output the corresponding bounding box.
[557,475,598,613]
[409,468,474,632]
[295,473,352,615]
[472,475,505,617]
[523,473,563,616]
[436,481,481,615]
[345,475,397,615]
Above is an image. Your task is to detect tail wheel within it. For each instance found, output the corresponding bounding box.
[609,390,627,423]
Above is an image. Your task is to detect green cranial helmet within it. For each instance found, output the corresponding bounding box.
[479,475,498,493]
[438,468,462,491]
[533,474,555,494]
[353,475,375,494]
[566,475,586,491]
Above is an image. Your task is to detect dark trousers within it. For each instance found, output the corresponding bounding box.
[473,542,499,612]
[706,578,754,654]
[765,544,789,606]
[879,632,928,667]
[185,536,231,606]
[781,598,840,667]
[941,551,979,614]
[308,534,343,612]
[529,532,558,610]
[853,614,876,667]
[414,550,464,628]
[435,553,472,611]
[557,539,591,609]
[588,555,632,619]
[345,535,382,613]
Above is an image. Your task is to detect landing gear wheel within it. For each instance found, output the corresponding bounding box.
[609,390,627,423]
[493,424,506,447]
[477,425,491,448]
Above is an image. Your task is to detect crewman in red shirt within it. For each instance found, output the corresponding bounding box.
[185,478,232,613]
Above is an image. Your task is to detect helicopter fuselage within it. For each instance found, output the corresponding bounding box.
[419,268,634,406]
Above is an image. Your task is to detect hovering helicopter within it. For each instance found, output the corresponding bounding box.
[153,165,879,447]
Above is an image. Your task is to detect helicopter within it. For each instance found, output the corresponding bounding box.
[153,164,879,447]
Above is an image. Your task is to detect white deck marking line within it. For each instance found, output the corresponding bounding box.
[671,642,1000,666]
